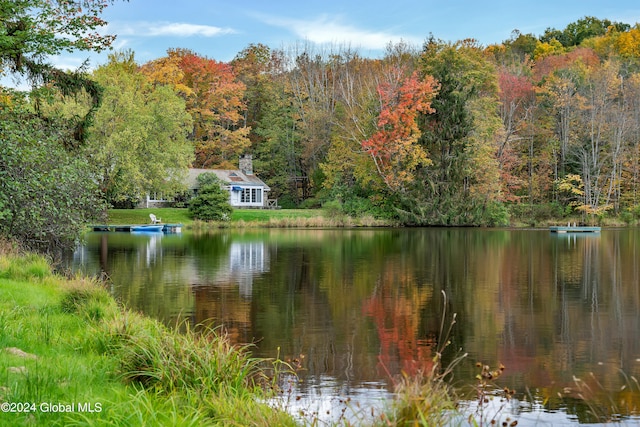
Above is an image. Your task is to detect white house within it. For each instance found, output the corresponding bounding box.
[142,154,273,208]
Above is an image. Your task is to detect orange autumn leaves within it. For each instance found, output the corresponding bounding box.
[362,70,438,192]
[140,48,439,190]
[141,49,250,169]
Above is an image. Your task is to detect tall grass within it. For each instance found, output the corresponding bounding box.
[0,242,297,426]
[565,371,640,423]
[64,387,210,427]
[97,317,261,395]
[374,291,520,427]
[377,292,467,426]
[190,214,391,231]
[0,252,50,281]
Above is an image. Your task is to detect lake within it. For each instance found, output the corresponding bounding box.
[70,227,640,425]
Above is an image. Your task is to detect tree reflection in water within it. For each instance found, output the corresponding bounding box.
[71,228,640,425]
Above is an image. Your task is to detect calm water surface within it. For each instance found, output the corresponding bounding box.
[71,228,640,425]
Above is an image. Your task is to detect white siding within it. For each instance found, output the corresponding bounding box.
[228,186,264,207]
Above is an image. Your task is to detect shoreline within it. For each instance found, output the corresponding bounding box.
[105,208,633,231]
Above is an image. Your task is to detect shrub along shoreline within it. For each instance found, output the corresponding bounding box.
[0,246,298,427]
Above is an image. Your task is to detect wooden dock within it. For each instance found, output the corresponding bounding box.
[90,224,183,233]
[549,225,601,233]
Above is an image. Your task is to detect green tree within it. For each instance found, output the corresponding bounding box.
[504,30,539,60]
[85,51,194,207]
[254,76,304,206]
[0,0,117,64]
[232,45,304,205]
[1,0,122,146]
[0,93,105,251]
[188,173,233,221]
[411,38,505,225]
[541,16,630,48]
[1,0,119,252]
[231,43,273,138]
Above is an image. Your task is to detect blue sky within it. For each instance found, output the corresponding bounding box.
[21,0,640,73]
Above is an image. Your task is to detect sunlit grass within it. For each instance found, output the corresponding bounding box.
[0,243,297,426]
[106,208,193,225]
[0,252,51,281]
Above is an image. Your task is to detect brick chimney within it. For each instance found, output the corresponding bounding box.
[239,154,253,175]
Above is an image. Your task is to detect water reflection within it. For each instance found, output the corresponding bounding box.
[71,228,640,425]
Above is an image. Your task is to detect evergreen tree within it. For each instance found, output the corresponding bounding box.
[188,174,233,221]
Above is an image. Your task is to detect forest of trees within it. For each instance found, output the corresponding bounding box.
[3,2,640,250]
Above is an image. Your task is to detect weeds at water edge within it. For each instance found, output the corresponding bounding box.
[562,370,640,424]
[375,291,468,426]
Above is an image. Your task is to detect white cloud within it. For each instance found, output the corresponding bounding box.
[258,14,420,50]
[110,37,130,50]
[147,22,235,37]
[48,56,93,72]
[108,21,236,38]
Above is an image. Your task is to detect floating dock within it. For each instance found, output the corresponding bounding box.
[90,224,183,233]
[549,225,601,233]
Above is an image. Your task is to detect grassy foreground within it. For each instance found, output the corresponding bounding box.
[0,246,298,426]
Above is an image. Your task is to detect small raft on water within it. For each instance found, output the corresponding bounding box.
[130,224,164,232]
[91,224,182,233]
[549,224,601,233]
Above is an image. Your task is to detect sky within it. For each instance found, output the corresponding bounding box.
[9,0,640,80]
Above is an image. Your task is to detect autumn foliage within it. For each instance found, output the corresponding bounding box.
[140,49,250,169]
[362,70,437,192]
[7,5,640,226]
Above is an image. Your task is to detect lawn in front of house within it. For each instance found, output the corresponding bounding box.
[106,208,193,226]
[231,208,324,222]
[106,208,324,227]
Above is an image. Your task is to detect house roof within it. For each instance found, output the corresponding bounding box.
[187,168,270,191]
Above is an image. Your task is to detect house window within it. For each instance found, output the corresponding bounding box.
[241,188,262,203]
